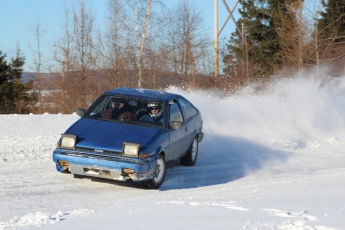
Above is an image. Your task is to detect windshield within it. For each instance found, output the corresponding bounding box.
[85,95,165,128]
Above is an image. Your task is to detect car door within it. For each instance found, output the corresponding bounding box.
[176,97,198,147]
[167,99,191,161]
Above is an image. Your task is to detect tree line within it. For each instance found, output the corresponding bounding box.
[224,0,345,82]
[1,0,344,114]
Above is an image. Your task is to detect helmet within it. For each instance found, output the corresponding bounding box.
[147,102,160,108]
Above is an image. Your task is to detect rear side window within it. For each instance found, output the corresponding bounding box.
[169,99,183,122]
[177,97,198,121]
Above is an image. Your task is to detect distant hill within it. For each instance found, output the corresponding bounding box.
[21,72,36,82]
[21,72,52,83]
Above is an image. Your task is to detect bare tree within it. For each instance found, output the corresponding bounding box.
[100,0,132,89]
[137,0,152,88]
[272,0,305,74]
[297,0,345,77]
[104,0,168,88]
[50,0,98,113]
[28,21,46,113]
[164,0,208,89]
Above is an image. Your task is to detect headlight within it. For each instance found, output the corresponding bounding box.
[123,142,140,158]
[60,134,77,150]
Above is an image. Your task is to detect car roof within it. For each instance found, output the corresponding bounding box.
[105,87,179,101]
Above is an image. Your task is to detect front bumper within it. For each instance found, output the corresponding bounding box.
[53,149,157,182]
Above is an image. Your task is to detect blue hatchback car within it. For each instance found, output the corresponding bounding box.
[53,88,204,189]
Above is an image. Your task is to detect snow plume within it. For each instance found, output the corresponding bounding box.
[167,74,345,147]
[166,74,345,174]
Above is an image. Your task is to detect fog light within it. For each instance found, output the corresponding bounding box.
[58,160,69,167]
[123,168,134,174]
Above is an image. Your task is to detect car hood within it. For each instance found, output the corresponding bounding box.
[64,118,161,152]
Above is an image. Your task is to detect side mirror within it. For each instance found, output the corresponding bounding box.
[76,108,86,117]
[169,121,182,130]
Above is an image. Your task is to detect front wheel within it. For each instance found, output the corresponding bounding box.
[180,137,198,166]
[143,154,166,189]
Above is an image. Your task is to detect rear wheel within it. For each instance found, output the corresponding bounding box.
[180,137,198,166]
[143,154,166,189]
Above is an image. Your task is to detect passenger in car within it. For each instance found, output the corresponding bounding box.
[101,98,127,120]
[111,98,124,110]
[116,101,135,121]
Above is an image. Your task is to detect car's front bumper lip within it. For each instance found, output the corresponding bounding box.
[53,150,157,182]
[68,163,151,181]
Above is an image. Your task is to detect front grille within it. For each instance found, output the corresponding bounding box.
[59,148,138,163]
[60,150,121,161]
[75,147,121,155]
[75,147,92,152]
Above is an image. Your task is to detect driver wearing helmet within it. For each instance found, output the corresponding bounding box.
[140,102,163,122]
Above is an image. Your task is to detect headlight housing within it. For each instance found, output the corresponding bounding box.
[123,142,140,158]
[60,134,77,150]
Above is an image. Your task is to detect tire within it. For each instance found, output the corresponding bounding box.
[143,154,166,189]
[180,137,198,166]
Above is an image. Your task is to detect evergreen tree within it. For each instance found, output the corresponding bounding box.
[0,50,36,114]
[10,50,25,80]
[316,0,345,75]
[224,0,299,80]
[318,0,345,42]
[0,51,10,85]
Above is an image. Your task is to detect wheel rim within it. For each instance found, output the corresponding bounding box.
[191,139,198,161]
[153,158,165,184]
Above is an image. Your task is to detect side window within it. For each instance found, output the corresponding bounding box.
[88,96,110,116]
[177,97,198,121]
[169,99,183,122]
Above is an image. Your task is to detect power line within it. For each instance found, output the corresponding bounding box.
[0,0,54,16]
[0,6,64,36]
[0,6,64,28]
[0,0,15,9]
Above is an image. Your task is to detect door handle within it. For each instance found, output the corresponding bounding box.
[185,127,188,132]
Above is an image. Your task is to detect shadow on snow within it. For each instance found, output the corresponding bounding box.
[160,133,292,190]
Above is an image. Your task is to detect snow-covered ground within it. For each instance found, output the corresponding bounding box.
[1,75,345,230]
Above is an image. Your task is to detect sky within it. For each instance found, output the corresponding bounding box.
[1,73,345,229]
[0,0,241,72]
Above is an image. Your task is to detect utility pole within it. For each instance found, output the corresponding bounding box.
[298,0,303,71]
[214,0,219,79]
[314,12,319,78]
[214,0,242,79]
